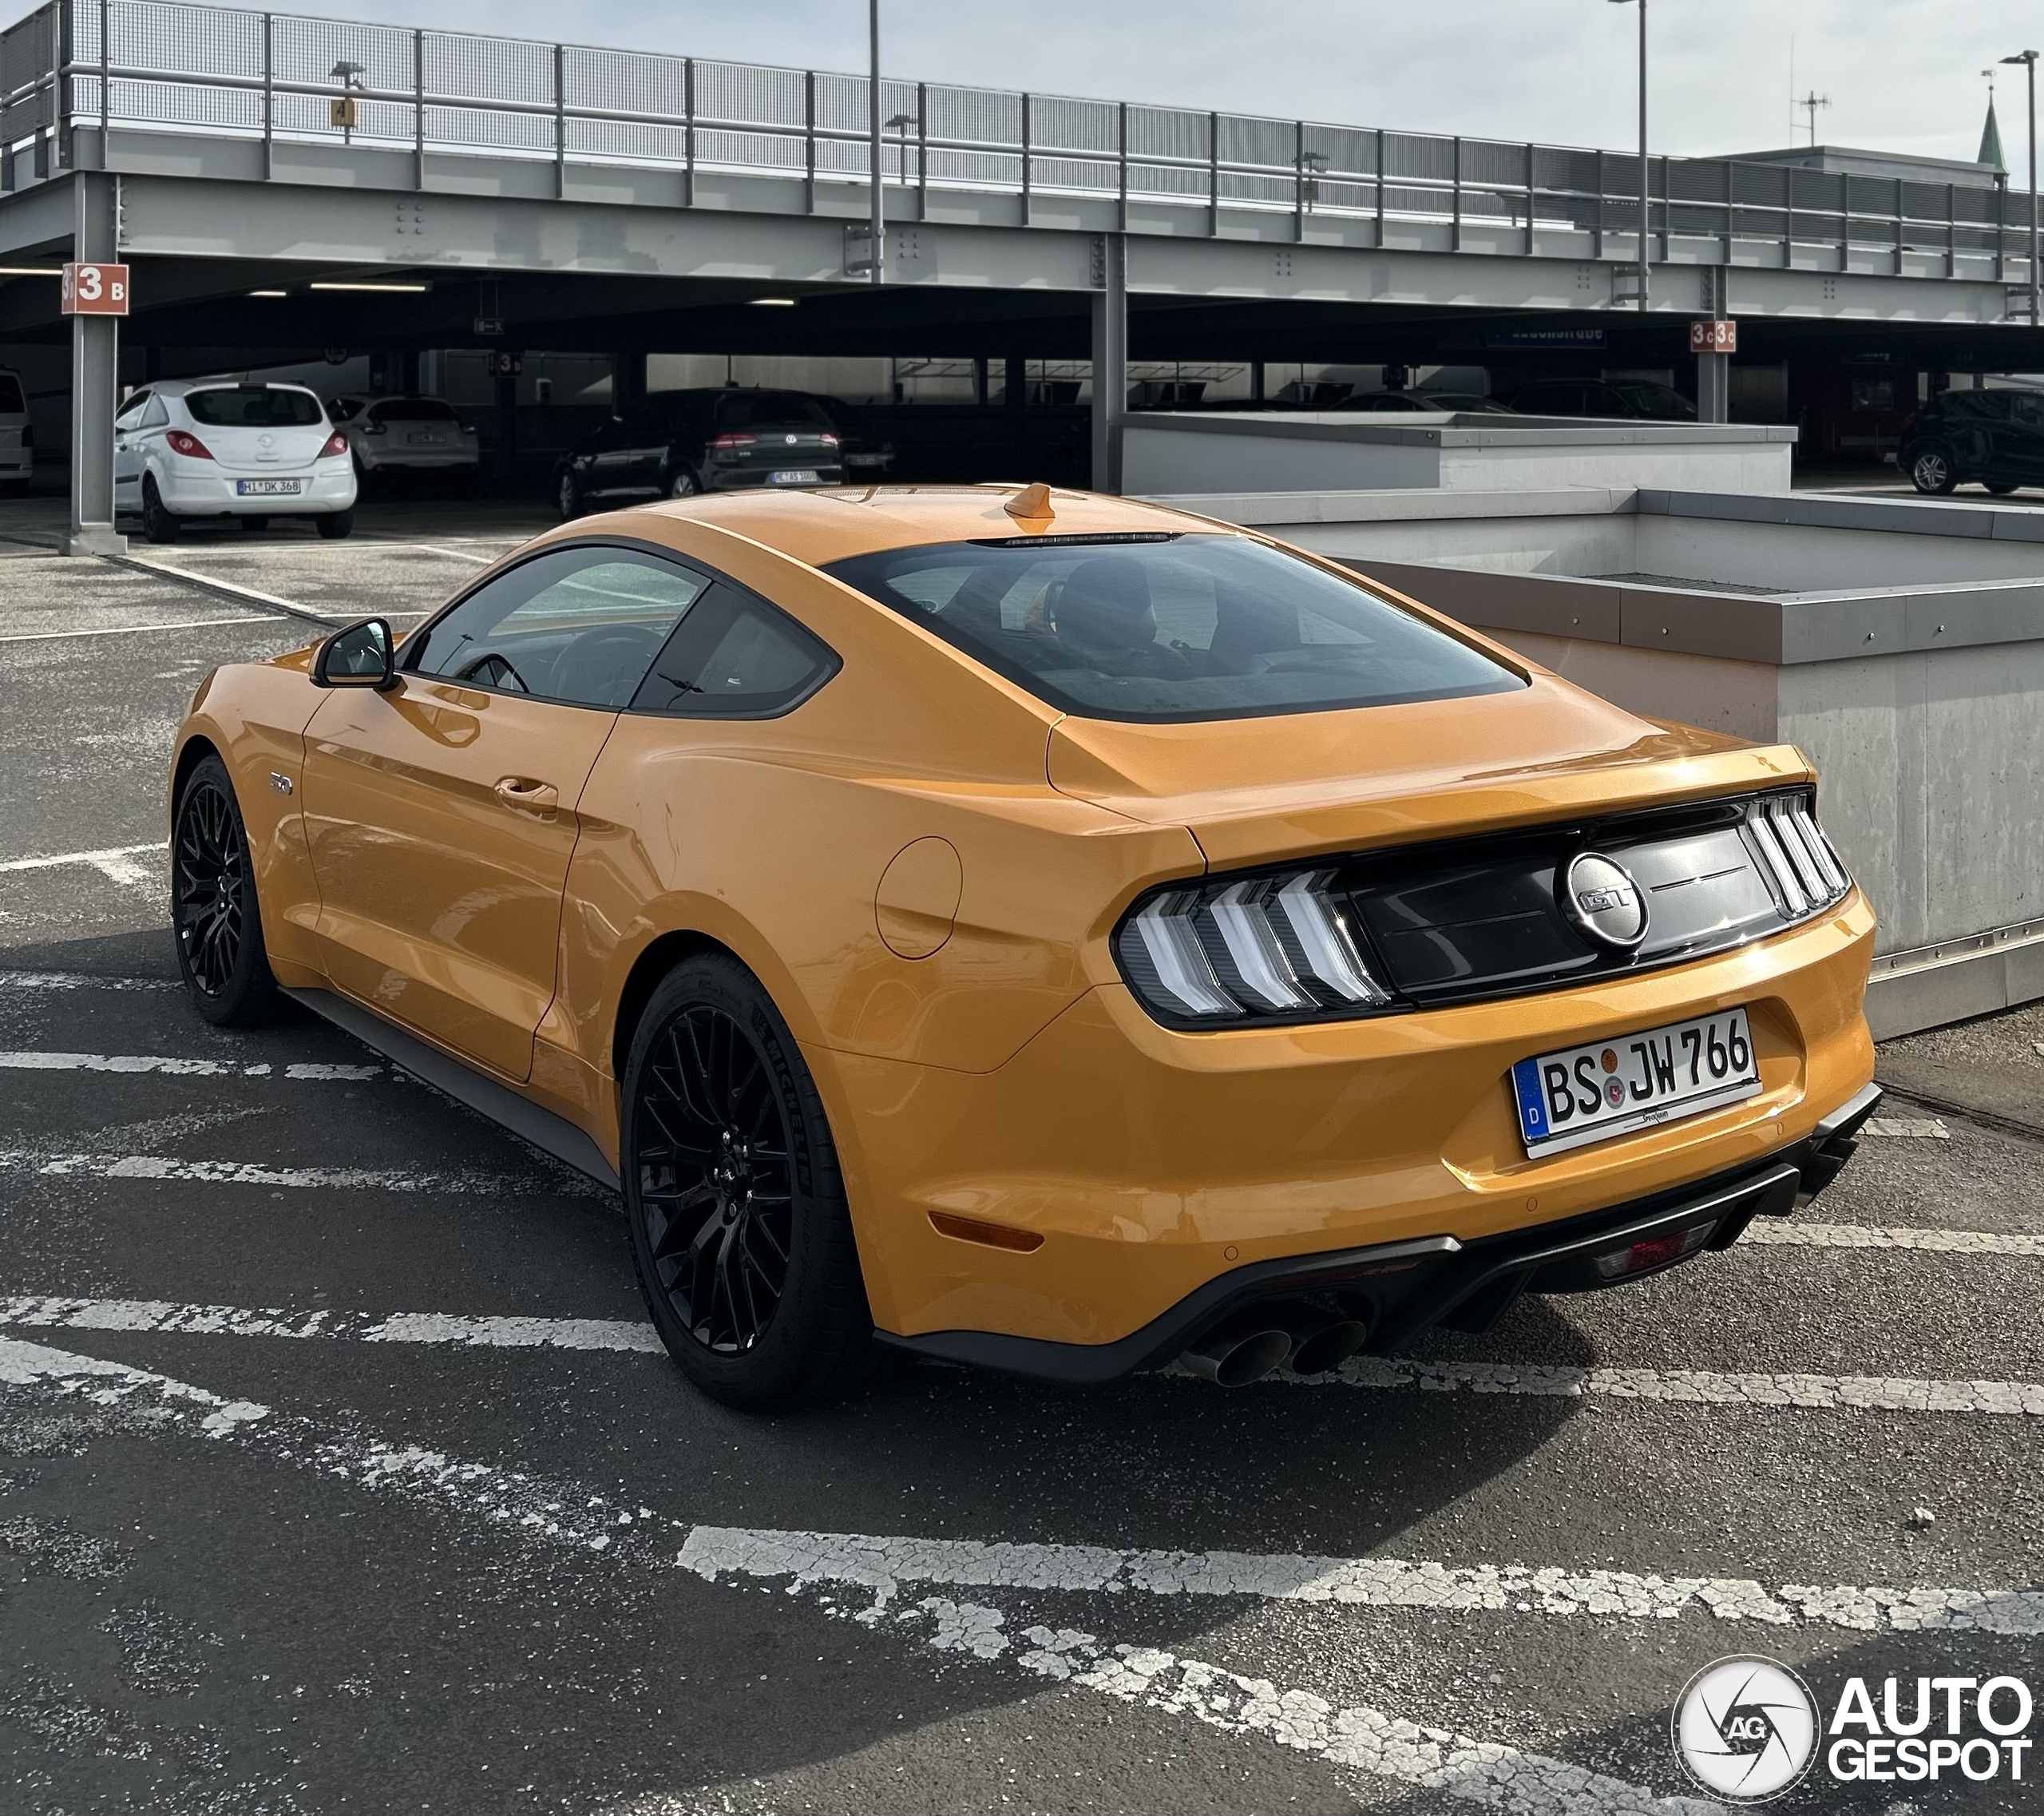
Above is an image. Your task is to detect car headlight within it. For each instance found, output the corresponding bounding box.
[1113,789,1852,1029]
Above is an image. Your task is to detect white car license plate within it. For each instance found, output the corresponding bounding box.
[407,433,445,445]
[1511,1007,1760,1158]
[768,468,820,485]
[235,478,303,497]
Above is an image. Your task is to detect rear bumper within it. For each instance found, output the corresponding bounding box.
[358,446,478,470]
[153,462,357,515]
[705,464,846,490]
[880,1082,1883,1383]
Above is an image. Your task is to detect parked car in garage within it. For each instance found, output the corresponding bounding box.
[0,366,32,494]
[1895,387,2044,495]
[327,395,479,489]
[114,379,355,541]
[1508,377,1697,421]
[814,395,896,479]
[554,388,846,517]
[168,482,1879,1409]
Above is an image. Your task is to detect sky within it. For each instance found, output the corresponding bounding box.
[324,0,2044,169]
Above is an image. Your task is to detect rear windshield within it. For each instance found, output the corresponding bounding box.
[715,391,831,431]
[0,375,25,414]
[184,387,325,428]
[371,398,457,422]
[826,533,1524,723]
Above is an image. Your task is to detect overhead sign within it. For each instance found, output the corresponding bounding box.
[61,260,129,315]
[1689,319,1737,355]
[488,351,524,378]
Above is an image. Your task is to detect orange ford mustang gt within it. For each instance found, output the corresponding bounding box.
[168,483,1880,1407]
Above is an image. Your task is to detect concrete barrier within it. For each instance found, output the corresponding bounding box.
[1149,485,2044,1037]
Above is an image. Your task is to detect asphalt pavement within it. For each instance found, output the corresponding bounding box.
[0,491,2039,1814]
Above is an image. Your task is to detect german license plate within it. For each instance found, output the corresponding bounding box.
[768,468,820,485]
[407,433,445,445]
[235,478,303,496]
[1511,1008,1760,1158]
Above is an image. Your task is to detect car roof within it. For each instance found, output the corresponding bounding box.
[153,378,323,397]
[580,485,1234,569]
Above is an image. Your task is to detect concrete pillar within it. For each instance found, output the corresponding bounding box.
[1250,360,1266,404]
[1697,351,1729,424]
[493,367,518,488]
[1090,233,1127,494]
[972,355,988,407]
[1004,355,1026,419]
[610,351,645,414]
[64,172,125,556]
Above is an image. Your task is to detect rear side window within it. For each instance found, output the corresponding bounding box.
[826,533,1523,724]
[371,398,457,422]
[715,392,831,431]
[631,584,840,719]
[185,387,324,428]
[0,375,25,414]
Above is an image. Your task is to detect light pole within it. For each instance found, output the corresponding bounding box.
[868,0,882,284]
[1608,0,1647,311]
[2002,50,2039,325]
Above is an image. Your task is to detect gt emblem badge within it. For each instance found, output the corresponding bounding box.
[1561,851,1648,950]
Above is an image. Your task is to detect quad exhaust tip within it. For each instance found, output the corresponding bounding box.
[1179,1301,1373,1385]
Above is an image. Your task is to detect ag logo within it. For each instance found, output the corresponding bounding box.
[1560,851,1648,951]
[1672,1655,1819,1803]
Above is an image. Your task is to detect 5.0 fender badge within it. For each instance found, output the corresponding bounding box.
[268,771,294,795]
[1561,850,1648,950]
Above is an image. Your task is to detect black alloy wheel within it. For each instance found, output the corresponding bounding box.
[1909,448,1957,495]
[557,470,583,519]
[172,755,280,1026]
[624,954,872,1409]
[667,466,701,498]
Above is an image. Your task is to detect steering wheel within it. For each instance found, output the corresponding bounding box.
[552,627,664,707]
[456,652,529,693]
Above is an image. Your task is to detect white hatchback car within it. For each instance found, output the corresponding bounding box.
[329,395,480,486]
[114,379,356,541]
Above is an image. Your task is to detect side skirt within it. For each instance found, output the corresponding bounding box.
[283,986,622,1192]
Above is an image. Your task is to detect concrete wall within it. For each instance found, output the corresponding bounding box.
[1124,412,1796,498]
[1163,485,2044,1037]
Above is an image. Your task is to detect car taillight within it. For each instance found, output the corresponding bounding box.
[819,432,841,448]
[1742,790,1851,922]
[1117,870,1392,1023]
[321,430,349,458]
[708,432,755,462]
[165,429,212,459]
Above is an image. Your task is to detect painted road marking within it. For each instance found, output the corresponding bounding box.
[0,842,164,886]
[0,1149,606,1198]
[0,614,279,644]
[0,970,178,992]
[2,1334,2019,1816]
[1863,1116,1950,1140]
[1741,1220,2044,1257]
[0,1297,658,1351]
[0,1051,382,1080]
[6,1295,2038,1420]
[114,554,336,628]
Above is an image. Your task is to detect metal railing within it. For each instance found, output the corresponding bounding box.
[0,0,2034,279]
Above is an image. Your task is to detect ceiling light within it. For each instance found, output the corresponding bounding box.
[0,265,61,276]
[308,281,430,293]
[248,288,287,298]
[750,296,798,307]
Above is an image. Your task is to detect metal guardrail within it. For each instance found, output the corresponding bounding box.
[0,0,2035,278]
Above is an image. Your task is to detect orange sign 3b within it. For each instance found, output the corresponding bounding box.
[61,261,129,315]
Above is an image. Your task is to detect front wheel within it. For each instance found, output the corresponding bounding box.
[315,510,354,540]
[1909,447,1958,495]
[172,755,281,1027]
[557,471,583,520]
[141,475,180,543]
[667,467,702,499]
[623,954,873,1410]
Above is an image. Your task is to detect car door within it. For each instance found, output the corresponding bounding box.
[112,391,154,510]
[580,417,640,499]
[1994,389,2044,482]
[299,543,714,1080]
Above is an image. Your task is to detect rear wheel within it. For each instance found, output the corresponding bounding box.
[623,954,873,1410]
[315,510,354,540]
[172,755,281,1027]
[667,467,701,499]
[141,475,180,543]
[557,470,583,519]
[1909,447,1958,495]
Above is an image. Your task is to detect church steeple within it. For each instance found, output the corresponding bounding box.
[1982,94,2009,176]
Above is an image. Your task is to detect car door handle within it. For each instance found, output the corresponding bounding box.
[493,776,558,814]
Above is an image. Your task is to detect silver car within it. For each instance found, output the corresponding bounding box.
[330,395,481,485]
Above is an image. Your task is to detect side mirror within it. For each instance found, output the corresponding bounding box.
[312,617,395,689]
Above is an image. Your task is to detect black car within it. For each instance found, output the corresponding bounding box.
[1507,377,1697,421]
[1896,388,2044,496]
[554,388,845,518]
[814,395,896,479]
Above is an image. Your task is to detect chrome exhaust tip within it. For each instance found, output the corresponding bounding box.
[1179,1316,1293,1387]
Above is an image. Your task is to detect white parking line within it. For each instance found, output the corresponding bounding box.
[0,970,178,992]
[1863,1116,1950,1139]
[0,1052,382,1080]
[117,556,320,621]
[8,1294,2038,1421]
[0,1334,2003,1816]
[1741,1220,2044,1258]
[0,614,275,644]
[0,841,164,886]
[0,1149,605,1197]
